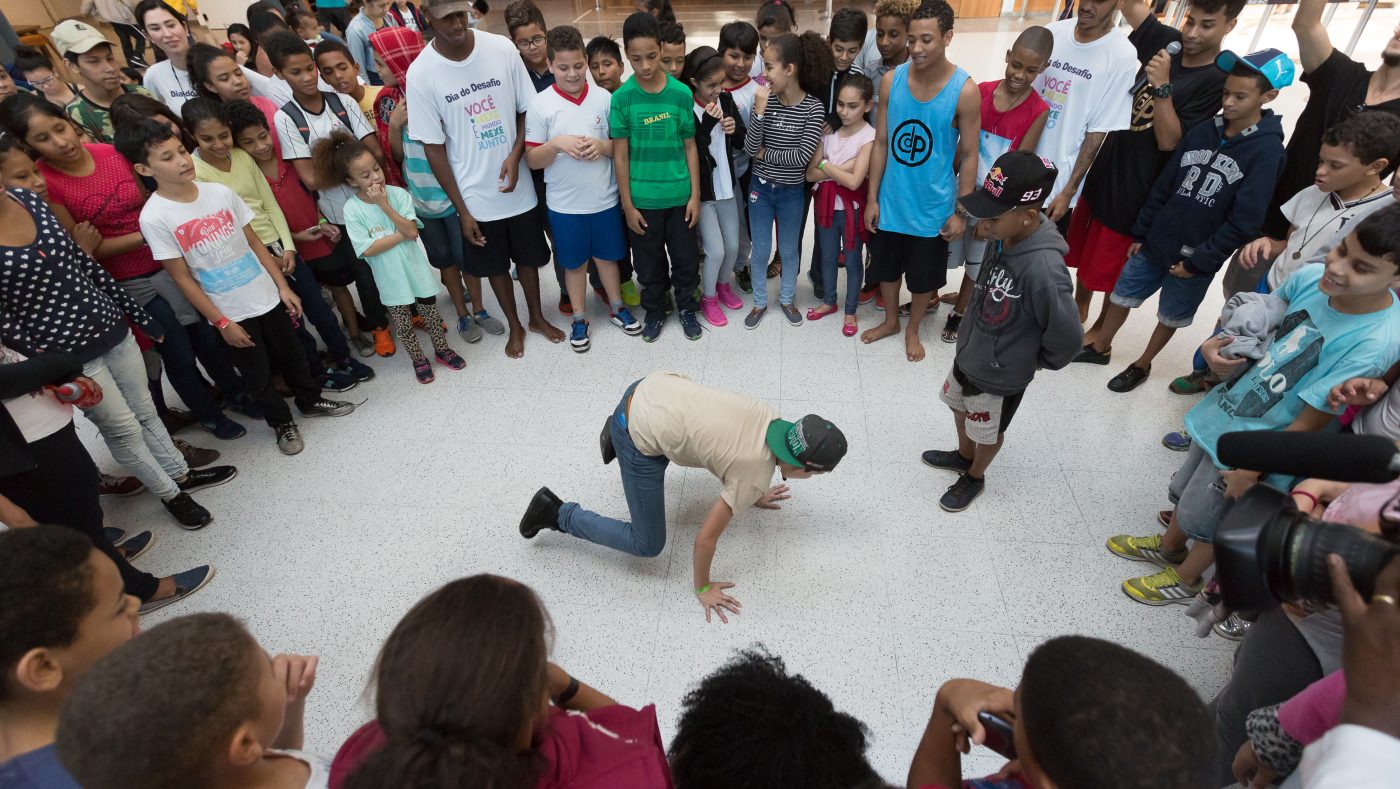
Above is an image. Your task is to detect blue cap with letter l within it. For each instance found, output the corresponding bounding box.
[1215,48,1296,91]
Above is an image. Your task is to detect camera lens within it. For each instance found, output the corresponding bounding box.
[1280,520,1398,606]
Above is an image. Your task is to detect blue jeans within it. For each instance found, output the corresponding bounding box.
[80,333,188,500]
[747,178,805,309]
[283,256,350,368]
[141,294,243,420]
[1109,252,1215,328]
[816,210,864,314]
[557,381,669,558]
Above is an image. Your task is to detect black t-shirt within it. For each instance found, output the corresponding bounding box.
[1080,16,1226,235]
[1264,48,1400,238]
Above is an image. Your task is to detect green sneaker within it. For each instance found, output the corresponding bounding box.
[1122,566,1202,605]
[1106,533,1188,566]
[620,279,641,307]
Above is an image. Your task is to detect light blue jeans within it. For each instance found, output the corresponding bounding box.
[747,177,805,309]
[699,197,741,297]
[79,332,188,500]
[557,381,669,558]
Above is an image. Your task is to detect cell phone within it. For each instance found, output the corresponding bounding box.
[977,711,1017,759]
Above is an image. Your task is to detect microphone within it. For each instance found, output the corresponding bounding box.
[1130,42,1181,96]
[1217,431,1400,484]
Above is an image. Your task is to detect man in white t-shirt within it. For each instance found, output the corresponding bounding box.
[119,119,354,455]
[1031,0,1137,228]
[408,0,565,359]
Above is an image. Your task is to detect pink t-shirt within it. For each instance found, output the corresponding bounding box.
[328,704,673,789]
[821,122,875,211]
[1321,477,1400,531]
[39,144,157,281]
[1278,669,1345,746]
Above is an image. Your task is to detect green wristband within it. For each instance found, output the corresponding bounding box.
[695,584,711,595]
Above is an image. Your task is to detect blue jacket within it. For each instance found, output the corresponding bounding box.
[1132,111,1286,276]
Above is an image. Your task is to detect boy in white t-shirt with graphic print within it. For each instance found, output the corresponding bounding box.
[525,25,641,353]
[116,120,354,457]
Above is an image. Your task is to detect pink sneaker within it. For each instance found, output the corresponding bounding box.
[700,295,728,327]
[716,282,744,311]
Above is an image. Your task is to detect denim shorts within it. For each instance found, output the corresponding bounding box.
[1166,442,1231,543]
[418,211,465,271]
[548,205,627,269]
[1108,252,1214,328]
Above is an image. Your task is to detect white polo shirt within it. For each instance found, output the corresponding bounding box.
[524,84,618,215]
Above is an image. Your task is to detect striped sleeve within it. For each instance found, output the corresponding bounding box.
[752,96,824,183]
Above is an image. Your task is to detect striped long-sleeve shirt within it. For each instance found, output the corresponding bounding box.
[745,93,824,186]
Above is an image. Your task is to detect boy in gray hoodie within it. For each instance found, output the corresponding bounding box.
[922,151,1084,512]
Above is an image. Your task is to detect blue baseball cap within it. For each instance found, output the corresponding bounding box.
[1215,48,1295,91]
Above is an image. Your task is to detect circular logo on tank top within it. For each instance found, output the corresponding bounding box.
[892,119,932,167]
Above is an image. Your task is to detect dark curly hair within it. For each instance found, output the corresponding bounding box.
[0,526,97,704]
[765,31,835,96]
[1354,203,1400,266]
[669,648,882,789]
[1323,111,1400,178]
[311,127,375,187]
[221,97,270,140]
[910,0,954,34]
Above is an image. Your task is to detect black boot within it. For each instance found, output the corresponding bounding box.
[519,487,563,539]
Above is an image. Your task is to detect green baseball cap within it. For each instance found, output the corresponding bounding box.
[765,415,848,472]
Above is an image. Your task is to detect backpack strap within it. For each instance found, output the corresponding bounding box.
[280,99,312,145]
[323,92,354,134]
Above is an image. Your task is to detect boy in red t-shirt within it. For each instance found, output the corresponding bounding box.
[939,26,1051,344]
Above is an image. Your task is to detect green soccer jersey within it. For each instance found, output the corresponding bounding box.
[609,75,695,210]
[65,84,156,144]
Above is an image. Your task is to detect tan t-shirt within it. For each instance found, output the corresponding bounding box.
[627,372,778,512]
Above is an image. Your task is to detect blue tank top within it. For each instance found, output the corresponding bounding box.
[878,63,969,237]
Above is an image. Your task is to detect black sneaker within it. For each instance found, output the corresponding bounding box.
[641,316,665,343]
[921,449,973,473]
[519,486,563,538]
[941,312,963,344]
[736,267,753,294]
[299,399,356,417]
[177,465,237,492]
[679,310,702,340]
[1072,344,1112,365]
[939,473,985,513]
[163,492,212,530]
[320,368,359,393]
[1108,364,1151,393]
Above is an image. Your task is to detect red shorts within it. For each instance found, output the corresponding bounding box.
[1064,197,1134,292]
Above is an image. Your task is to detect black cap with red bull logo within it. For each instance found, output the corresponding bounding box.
[958,150,1059,220]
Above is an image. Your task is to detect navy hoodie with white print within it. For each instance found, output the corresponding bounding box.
[1132,111,1286,276]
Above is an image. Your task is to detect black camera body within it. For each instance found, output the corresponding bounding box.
[1214,484,1398,610]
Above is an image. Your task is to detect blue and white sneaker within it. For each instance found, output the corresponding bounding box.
[678,310,702,340]
[1162,431,1192,452]
[198,414,246,440]
[336,356,375,382]
[138,564,215,615]
[610,307,642,335]
[569,319,590,353]
[321,368,358,393]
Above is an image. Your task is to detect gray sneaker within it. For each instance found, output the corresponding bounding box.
[744,307,766,330]
[350,333,375,357]
[780,303,803,326]
[300,399,355,418]
[457,315,483,344]
[138,564,215,615]
[276,423,304,455]
[474,310,506,335]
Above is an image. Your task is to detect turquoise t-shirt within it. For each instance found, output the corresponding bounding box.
[343,186,442,307]
[1185,264,1400,466]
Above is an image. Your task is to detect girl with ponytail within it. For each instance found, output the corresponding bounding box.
[330,575,672,788]
[742,31,832,328]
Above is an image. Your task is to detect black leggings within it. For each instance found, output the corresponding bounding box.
[0,424,159,600]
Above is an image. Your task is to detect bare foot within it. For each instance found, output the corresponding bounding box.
[1083,329,1099,347]
[938,292,958,305]
[529,317,565,343]
[861,320,900,345]
[505,327,526,358]
[905,329,925,362]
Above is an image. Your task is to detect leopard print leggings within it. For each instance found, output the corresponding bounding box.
[388,300,450,362]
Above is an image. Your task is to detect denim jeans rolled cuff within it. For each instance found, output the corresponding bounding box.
[80,333,187,500]
[747,178,805,309]
[816,212,864,313]
[1109,252,1213,329]
[558,380,668,558]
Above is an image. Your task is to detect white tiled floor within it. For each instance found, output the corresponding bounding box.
[83,6,1393,783]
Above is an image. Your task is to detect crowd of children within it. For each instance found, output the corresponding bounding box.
[2,0,1400,785]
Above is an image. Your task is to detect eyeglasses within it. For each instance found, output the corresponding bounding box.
[29,75,57,89]
[515,35,546,49]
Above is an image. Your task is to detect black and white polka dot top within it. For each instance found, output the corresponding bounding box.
[0,188,157,364]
